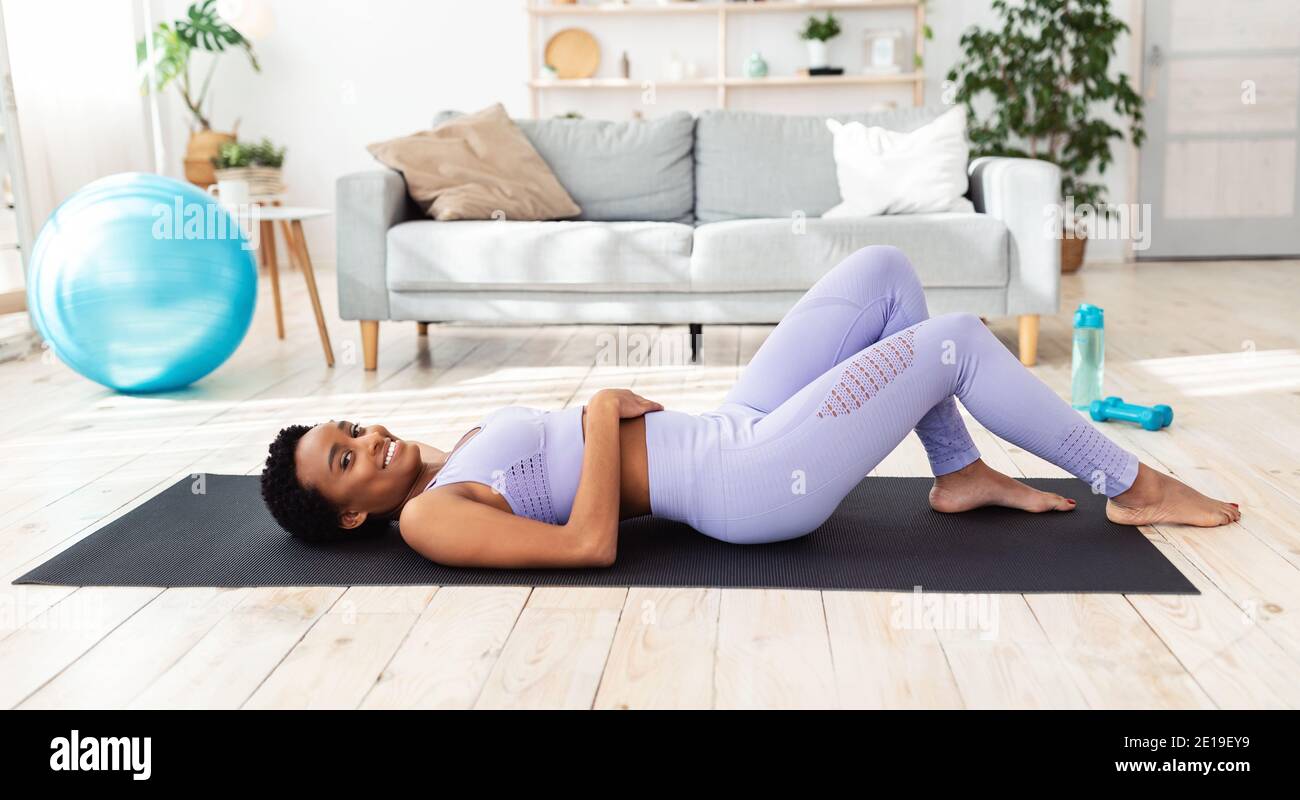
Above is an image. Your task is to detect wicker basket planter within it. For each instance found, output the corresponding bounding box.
[1061,232,1088,274]
[212,166,285,197]
[184,130,236,187]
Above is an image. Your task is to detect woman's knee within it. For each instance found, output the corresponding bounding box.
[839,245,920,292]
[923,312,989,347]
[848,244,912,273]
[929,311,983,331]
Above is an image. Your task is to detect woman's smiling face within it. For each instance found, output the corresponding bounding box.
[293,420,421,530]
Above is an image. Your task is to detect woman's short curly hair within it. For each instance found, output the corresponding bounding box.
[260,424,393,543]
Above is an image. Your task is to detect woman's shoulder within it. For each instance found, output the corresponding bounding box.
[398,485,440,543]
[397,484,470,561]
[400,481,468,532]
[401,479,510,545]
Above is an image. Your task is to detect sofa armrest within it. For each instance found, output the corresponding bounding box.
[967,156,1061,316]
[335,168,420,321]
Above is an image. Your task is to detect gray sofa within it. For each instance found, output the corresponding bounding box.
[337,106,1060,369]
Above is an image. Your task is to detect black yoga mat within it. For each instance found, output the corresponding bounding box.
[13,473,1197,594]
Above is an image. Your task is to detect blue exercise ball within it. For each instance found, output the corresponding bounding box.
[27,172,258,393]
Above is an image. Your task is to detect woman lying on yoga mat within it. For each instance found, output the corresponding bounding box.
[260,246,1239,568]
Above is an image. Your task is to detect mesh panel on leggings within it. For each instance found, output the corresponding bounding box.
[816,329,917,418]
[1054,423,1132,494]
[501,452,558,524]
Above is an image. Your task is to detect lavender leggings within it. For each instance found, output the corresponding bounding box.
[643,245,1140,544]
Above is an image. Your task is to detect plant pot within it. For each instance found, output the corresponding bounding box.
[806,40,829,69]
[213,166,286,198]
[184,129,236,188]
[1061,232,1088,274]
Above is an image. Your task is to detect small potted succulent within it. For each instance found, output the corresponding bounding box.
[211,137,287,196]
[798,13,841,70]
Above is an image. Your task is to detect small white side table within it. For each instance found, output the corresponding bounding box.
[255,206,334,367]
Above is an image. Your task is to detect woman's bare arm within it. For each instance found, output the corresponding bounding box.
[568,391,624,566]
[399,489,602,568]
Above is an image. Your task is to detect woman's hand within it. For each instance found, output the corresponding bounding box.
[590,388,663,420]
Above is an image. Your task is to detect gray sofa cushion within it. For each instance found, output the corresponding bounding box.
[387,286,1012,325]
[690,215,1009,292]
[387,219,694,293]
[694,106,946,223]
[434,110,695,224]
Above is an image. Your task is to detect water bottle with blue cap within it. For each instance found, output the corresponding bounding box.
[1072,303,1105,409]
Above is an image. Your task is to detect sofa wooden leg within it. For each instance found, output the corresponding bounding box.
[417,321,429,336]
[689,323,702,364]
[361,321,379,371]
[1018,314,1039,367]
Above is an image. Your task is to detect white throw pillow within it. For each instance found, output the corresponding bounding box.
[823,106,975,217]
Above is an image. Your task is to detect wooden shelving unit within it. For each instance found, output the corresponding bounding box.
[525,0,926,115]
[530,0,920,15]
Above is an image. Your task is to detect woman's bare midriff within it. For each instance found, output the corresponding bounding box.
[616,416,652,518]
[434,415,652,521]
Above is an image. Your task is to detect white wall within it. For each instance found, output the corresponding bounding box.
[3,0,153,239]
[20,0,1140,269]
[154,0,531,268]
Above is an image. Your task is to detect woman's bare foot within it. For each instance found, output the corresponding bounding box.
[1106,463,1240,527]
[929,459,1076,513]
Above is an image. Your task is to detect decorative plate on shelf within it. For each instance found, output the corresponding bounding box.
[544,28,600,79]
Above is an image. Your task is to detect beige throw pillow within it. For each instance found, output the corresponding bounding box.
[366,103,580,221]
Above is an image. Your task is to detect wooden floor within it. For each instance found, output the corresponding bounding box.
[1,258,1298,709]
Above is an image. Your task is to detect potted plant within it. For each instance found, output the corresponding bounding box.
[946,0,1144,272]
[136,0,261,187]
[212,137,287,197]
[798,13,841,70]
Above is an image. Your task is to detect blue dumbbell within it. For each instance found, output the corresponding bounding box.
[1089,396,1173,431]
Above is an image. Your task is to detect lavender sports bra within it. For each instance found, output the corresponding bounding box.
[423,406,586,525]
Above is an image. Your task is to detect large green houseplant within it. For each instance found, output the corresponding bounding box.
[946,0,1144,270]
[136,0,261,186]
